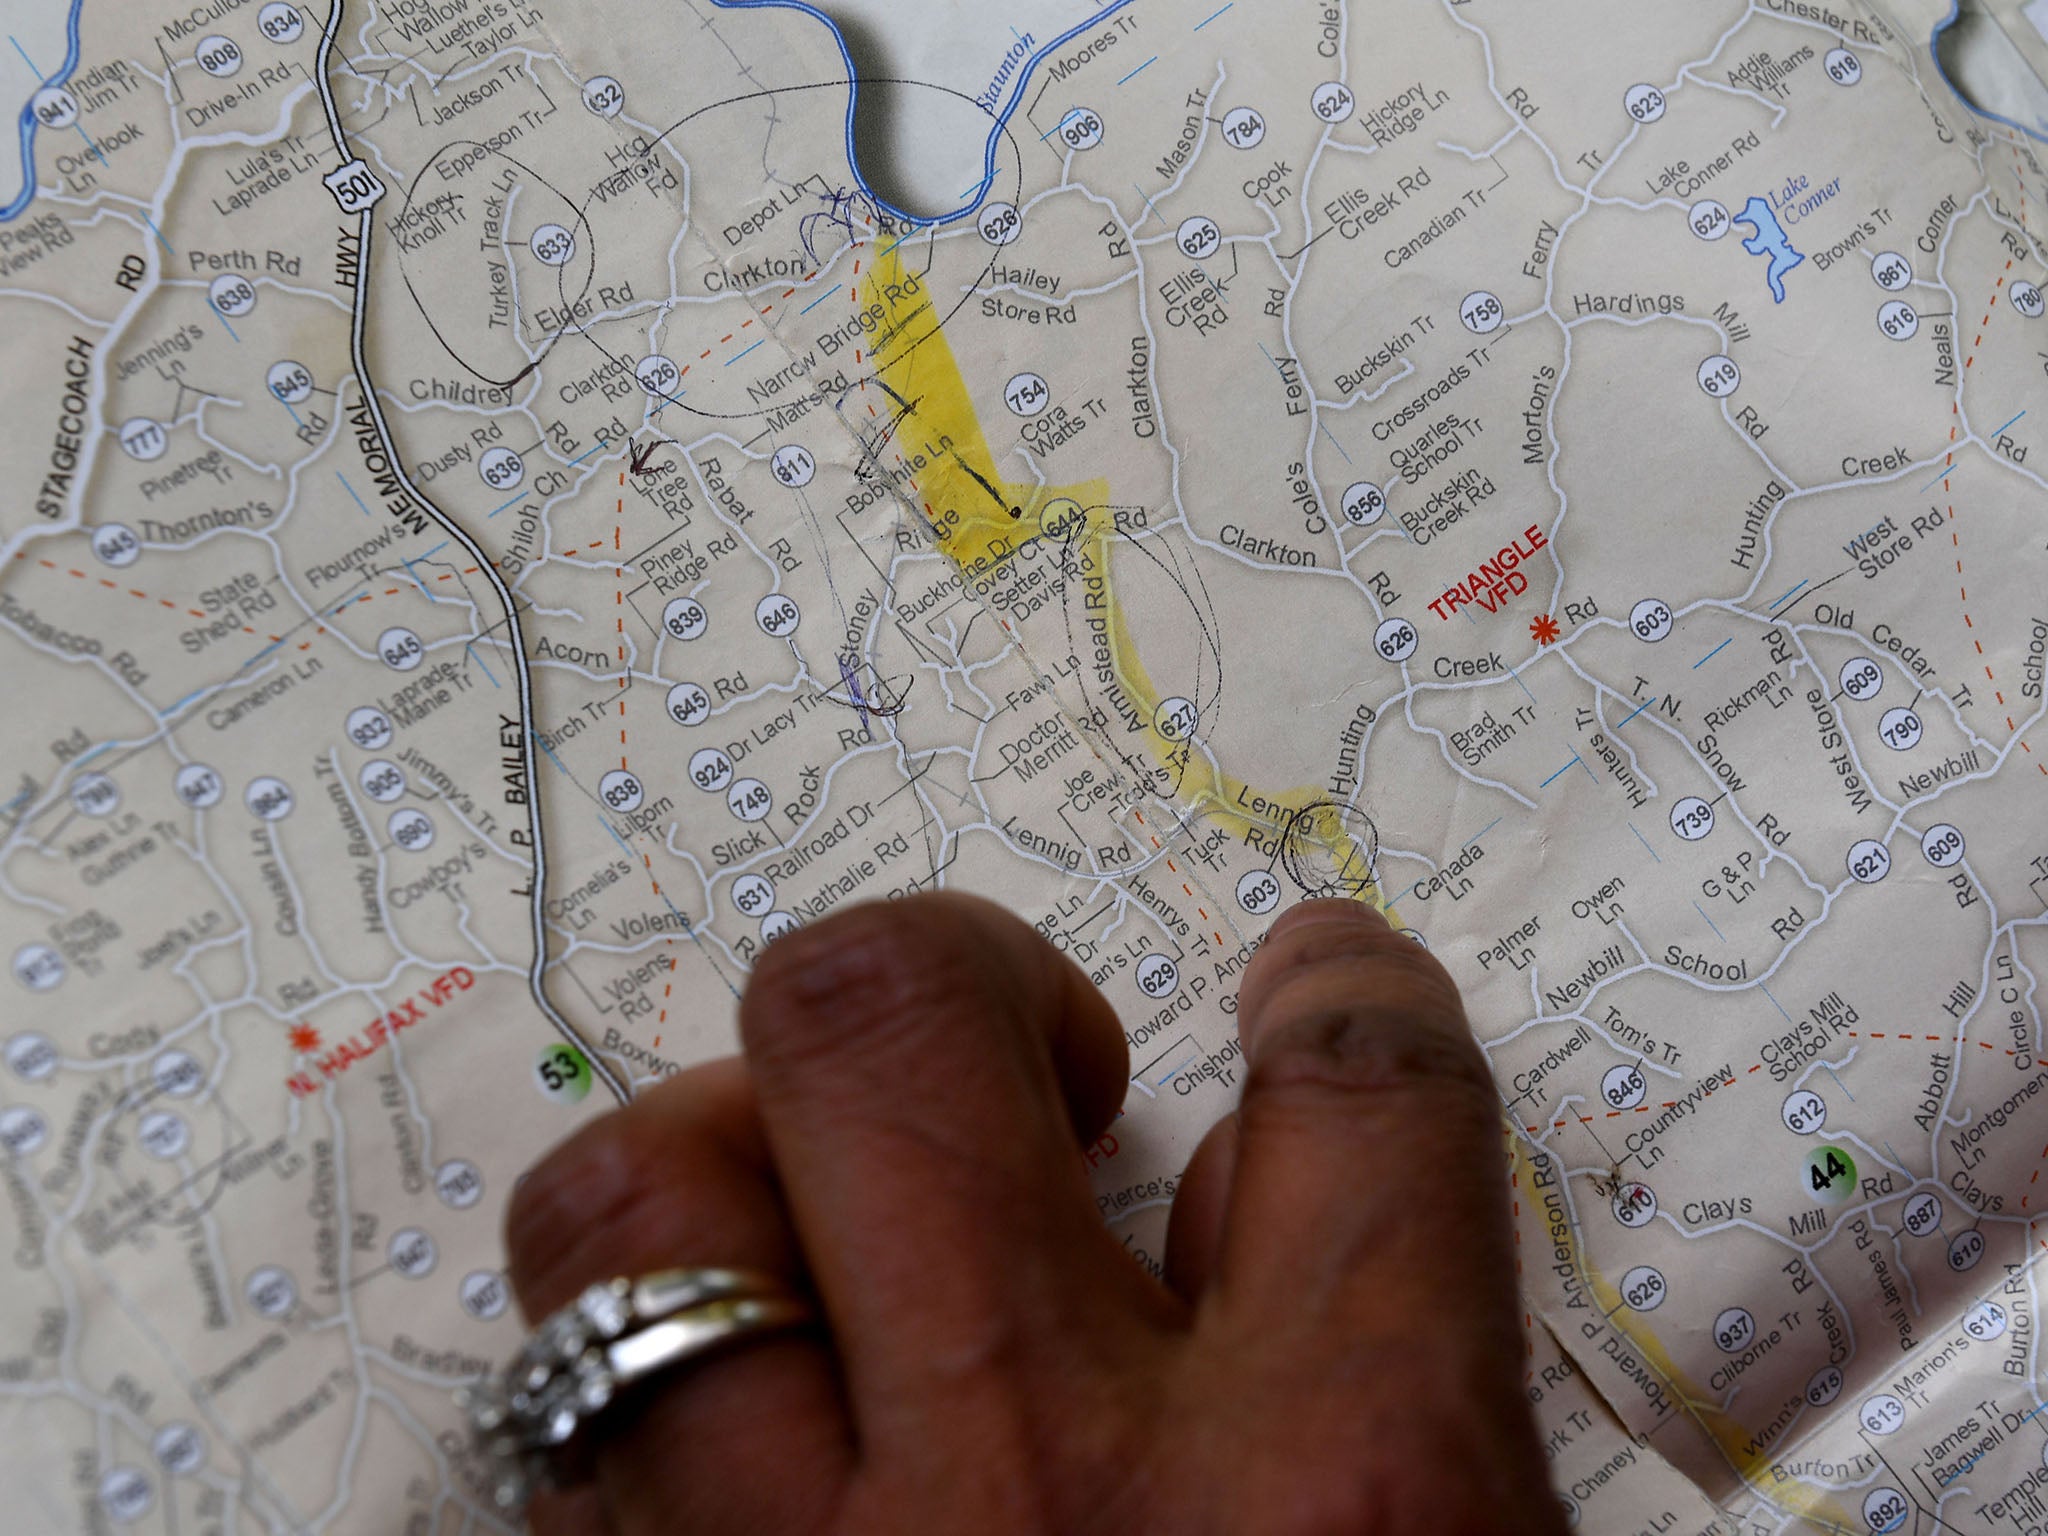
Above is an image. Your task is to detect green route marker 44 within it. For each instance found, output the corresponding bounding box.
[1803,1143,1857,1204]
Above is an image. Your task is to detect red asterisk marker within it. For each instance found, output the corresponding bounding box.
[1530,613,1561,646]
[287,1024,322,1054]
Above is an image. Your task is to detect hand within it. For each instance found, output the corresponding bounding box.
[504,894,1562,1535]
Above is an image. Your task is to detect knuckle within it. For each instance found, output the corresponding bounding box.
[741,896,1003,1067]
[503,1114,657,1310]
[1244,963,1493,1116]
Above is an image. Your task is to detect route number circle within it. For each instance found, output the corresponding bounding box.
[153,1422,206,1475]
[1236,869,1282,915]
[1670,796,1715,841]
[1602,1063,1648,1110]
[727,778,773,822]
[31,86,78,129]
[1871,252,1912,291]
[120,418,167,461]
[2011,280,2045,319]
[1805,1365,1845,1407]
[387,808,435,851]
[635,355,681,397]
[1697,355,1740,398]
[1058,108,1104,151]
[93,523,142,567]
[1963,1300,2008,1341]
[0,1106,49,1158]
[1877,299,1918,342]
[1619,1265,1666,1311]
[378,626,425,671]
[1624,83,1667,123]
[209,272,258,316]
[1878,706,1922,751]
[100,1467,154,1523]
[138,1110,189,1160]
[1846,839,1891,884]
[244,776,294,820]
[1340,481,1387,526]
[267,360,313,403]
[1781,1089,1826,1135]
[259,4,305,45]
[196,35,243,77]
[662,597,708,641]
[1948,1227,1985,1272]
[755,594,801,638]
[1825,47,1864,87]
[761,911,799,943]
[359,759,405,802]
[770,445,817,490]
[1713,1306,1756,1353]
[1922,823,1965,868]
[152,1050,204,1098]
[245,1265,297,1317]
[461,1270,510,1319]
[1902,1191,1942,1236]
[689,748,734,794]
[389,1228,437,1279]
[1310,81,1354,122]
[732,873,776,918]
[1460,290,1504,335]
[1860,1393,1906,1435]
[1620,600,1674,650]
[1862,1489,1907,1534]
[1005,372,1050,417]
[1611,1182,1657,1228]
[347,705,394,750]
[1153,696,1199,742]
[1806,1143,1858,1202]
[6,1033,59,1079]
[72,772,120,817]
[1177,215,1222,262]
[582,75,624,117]
[978,202,1021,246]
[1222,107,1266,149]
[529,224,576,265]
[479,445,524,490]
[435,1159,484,1208]
[1375,617,1418,663]
[14,945,65,993]
[666,682,712,728]
[535,1043,591,1104]
[1839,657,1883,701]
[598,770,645,814]
[1688,200,1731,241]
[1135,953,1180,999]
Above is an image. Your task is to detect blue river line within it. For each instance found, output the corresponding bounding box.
[3,0,86,222]
[707,0,1134,227]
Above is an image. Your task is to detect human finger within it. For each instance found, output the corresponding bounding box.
[503,1058,851,1533]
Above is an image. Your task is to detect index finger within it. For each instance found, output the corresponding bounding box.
[736,895,1167,1431]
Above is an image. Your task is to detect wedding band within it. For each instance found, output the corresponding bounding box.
[462,1267,812,1511]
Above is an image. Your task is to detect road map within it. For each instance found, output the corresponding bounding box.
[2,0,2047,1529]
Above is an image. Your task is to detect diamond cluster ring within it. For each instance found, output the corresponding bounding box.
[462,1268,813,1512]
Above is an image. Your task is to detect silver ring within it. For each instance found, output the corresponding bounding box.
[462,1268,812,1512]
